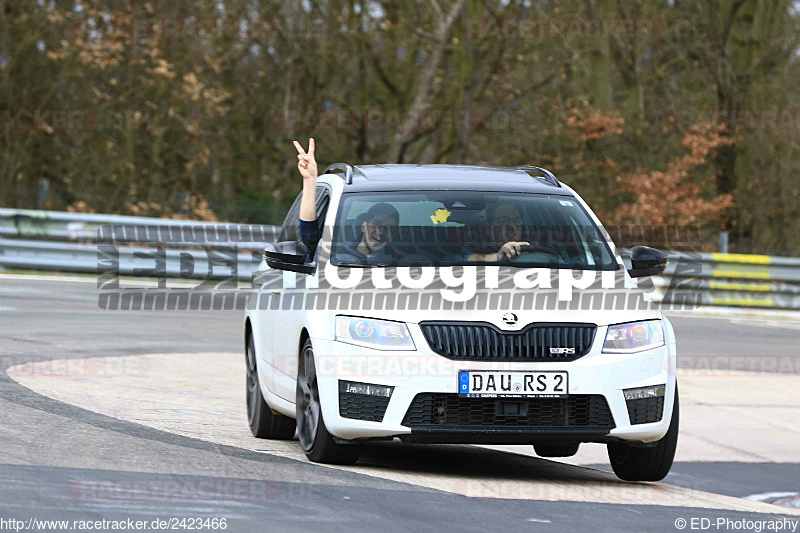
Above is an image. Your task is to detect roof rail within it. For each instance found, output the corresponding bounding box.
[323,163,353,184]
[516,165,561,188]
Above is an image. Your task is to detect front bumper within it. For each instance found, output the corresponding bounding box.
[310,326,676,444]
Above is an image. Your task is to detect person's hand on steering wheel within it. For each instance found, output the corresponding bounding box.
[496,241,531,261]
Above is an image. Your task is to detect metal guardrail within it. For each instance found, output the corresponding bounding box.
[0,208,275,282]
[619,251,800,309]
[0,207,275,250]
[0,238,263,282]
[1,208,799,310]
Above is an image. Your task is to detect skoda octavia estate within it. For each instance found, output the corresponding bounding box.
[245,164,678,481]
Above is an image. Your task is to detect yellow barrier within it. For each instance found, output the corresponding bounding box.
[709,297,775,307]
[711,270,771,280]
[711,253,772,264]
[708,281,772,292]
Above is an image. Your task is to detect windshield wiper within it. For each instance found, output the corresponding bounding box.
[336,261,393,267]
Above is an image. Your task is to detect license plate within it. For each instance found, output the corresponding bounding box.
[458,371,568,398]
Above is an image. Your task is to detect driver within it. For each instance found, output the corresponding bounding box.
[294,138,399,265]
[337,202,399,265]
[458,203,531,262]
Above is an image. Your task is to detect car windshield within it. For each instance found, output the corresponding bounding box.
[330,191,619,270]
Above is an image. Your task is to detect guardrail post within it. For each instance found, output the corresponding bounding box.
[38,179,50,210]
[719,231,729,254]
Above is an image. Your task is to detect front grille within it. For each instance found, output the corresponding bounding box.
[402,393,614,429]
[420,322,596,361]
[338,383,391,422]
[626,396,664,425]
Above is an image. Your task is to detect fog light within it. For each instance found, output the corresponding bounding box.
[340,380,393,398]
[623,384,665,401]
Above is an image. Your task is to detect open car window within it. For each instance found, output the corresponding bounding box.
[279,187,329,243]
[331,191,619,270]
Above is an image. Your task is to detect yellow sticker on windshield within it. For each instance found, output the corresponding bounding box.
[430,208,452,225]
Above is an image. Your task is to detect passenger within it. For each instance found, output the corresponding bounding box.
[294,138,399,265]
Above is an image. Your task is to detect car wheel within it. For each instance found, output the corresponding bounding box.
[534,442,580,457]
[607,386,679,482]
[246,331,295,439]
[296,338,363,465]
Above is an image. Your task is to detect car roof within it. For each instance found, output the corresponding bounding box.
[336,164,575,196]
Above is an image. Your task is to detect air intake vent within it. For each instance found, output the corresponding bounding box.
[402,394,614,429]
[626,396,664,425]
[338,381,391,422]
[420,322,596,361]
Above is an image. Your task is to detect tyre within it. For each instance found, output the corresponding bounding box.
[534,442,580,457]
[246,331,296,439]
[296,339,363,465]
[607,387,679,482]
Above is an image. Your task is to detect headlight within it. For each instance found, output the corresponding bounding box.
[335,316,416,351]
[602,320,664,353]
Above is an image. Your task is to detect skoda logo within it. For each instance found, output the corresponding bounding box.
[502,312,518,326]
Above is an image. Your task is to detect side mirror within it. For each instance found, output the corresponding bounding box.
[627,246,668,278]
[263,241,316,274]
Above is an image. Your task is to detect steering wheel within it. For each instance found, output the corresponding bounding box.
[506,245,563,265]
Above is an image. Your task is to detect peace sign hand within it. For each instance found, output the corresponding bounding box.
[293,138,318,184]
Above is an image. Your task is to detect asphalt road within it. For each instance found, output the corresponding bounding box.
[1,275,798,532]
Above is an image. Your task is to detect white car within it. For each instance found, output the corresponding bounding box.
[245,164,678,481]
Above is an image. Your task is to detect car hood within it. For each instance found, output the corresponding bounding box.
[356,305,659,328]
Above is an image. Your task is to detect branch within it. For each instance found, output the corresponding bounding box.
[721,0,749,48]
[427,0,443,22]
[388,0,467,162]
